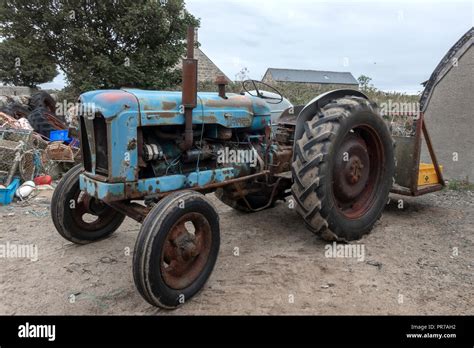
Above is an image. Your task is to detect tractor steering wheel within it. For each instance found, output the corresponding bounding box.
[242,80,284,104]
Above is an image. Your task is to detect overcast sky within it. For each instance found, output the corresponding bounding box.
[186,0,473,93]
[42,0,473,94]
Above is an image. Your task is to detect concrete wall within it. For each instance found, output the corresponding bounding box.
[0,86,35,96]
[421,46,474,182]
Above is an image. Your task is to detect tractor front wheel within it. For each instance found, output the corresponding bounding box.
[133,191,220,309]
[51,165,125,244]
[291,96,394,241]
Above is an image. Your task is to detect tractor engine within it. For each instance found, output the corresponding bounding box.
[141,125,263,179]
[77,87,287,202]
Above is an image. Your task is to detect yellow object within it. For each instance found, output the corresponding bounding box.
[418,163,443,186]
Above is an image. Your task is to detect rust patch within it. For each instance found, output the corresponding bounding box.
[198,115,218,123]
[142,103,154,111]
[162,101,177,111]
[83,172,108,182]
[142,101,176,112]
[204,96,252,112]
[209,171,216,185]
[96,91,136,104]
[107,201,151,223]
[127,139,137,150]
[145,112,178,119]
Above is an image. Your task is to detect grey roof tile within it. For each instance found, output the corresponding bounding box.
[265,68,358,85]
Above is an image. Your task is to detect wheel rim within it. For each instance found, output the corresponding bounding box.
[70,189,118,231]
[161,212,212,290]
[332,125,384,219]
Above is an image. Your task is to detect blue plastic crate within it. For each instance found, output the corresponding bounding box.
[50,129,71,143]
[0,177,20,205]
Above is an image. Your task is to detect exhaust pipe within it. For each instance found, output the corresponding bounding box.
[181,26,198,151]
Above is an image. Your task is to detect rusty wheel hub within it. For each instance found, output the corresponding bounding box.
[347,156,364,184]
[332,127,383,219]
[334,134,370,201]
[161,213,212,290]
[70,190,116,230]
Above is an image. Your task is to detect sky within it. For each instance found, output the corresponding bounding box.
[41,0,473,94]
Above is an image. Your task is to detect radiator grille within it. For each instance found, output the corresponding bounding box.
[80,116,92,172]
[93,115,108,175]
[79,115,108,176]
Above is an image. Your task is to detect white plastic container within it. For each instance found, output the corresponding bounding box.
[15,181,36,199]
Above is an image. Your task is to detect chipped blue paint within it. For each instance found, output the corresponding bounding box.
[80,174,123,201]
[187,168,234,187]
[109,111,138,182]
[79,168,235,201]
[79,90,140,118]
[137,174,187,194]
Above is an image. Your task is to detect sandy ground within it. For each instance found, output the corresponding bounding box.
[0,187,472,315]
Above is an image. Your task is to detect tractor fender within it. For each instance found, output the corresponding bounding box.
[79,90,140,119]
[294,89,369,142]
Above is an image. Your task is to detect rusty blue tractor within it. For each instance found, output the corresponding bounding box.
[51,28,395,308]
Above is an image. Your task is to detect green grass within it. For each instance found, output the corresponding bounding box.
[446,179,474,191]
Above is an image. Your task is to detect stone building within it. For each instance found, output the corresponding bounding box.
[420,27,473,182]
[262,68,359,90]
[194,48,230,83]
[177,46,230,83]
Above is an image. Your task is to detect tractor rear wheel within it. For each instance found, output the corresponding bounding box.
[291,96,394,241]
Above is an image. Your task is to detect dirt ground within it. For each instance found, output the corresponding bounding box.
[0,187,472,315]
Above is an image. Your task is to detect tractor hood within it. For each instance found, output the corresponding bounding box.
[129,89,271,129]
[126,89,270,113]
[79,89,271,130]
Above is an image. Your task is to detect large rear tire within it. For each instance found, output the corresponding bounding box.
[291,96,394,241]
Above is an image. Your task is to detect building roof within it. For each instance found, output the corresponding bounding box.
[264,68,359,85]
[420,27,473,111]
[194,48,231,83]
[176,47,231,83]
